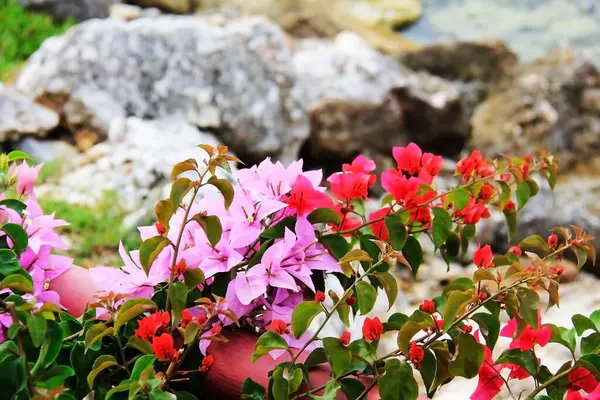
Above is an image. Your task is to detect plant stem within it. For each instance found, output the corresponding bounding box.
[527,366,575,399]
[114,334,131,375]
[356,377,379,400]
[1,300,35,396]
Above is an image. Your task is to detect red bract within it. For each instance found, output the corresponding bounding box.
[566,391,585,400]
[455,197,491,225]
[210,324,222,335]
[434,316,444,331]
[315,291,326,303]
[200,354,214,373]
[345,296,356,306]
[463,324,473,334]
[478,184,494,202]
[135,311,170,341]
[393,142,423,176]
[286,175,331,216]
[197,314,207,325]
[550,265,565,276]
[381,170,420,204]
[152,333,179,362]
[331,204,362,233]
[362,317,383,342]
[342,155,376,174]
[328,155,376,201]
[457,150,483,180]
[420,152,443,183]
[503,200,516,212]
[408,342,424,368]
[407,190,436,227]
[339,331,351,346]
[474,245,495,269]
[180,309,193,328]
[155,221,166,235]
[268,319,287,335]
[500,312,552,351]
[173,260,187,276]
[507,364,530,380]
[421,299,436,314]
[508,246,522,257]
[569,367,599,393]
[471,346,504,400]
[548,233,559,249]
[369,207,391,241]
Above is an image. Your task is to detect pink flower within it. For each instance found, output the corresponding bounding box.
[369,207,391,241]
[342,155,376,174]
[393,143,423,175]
[14,162,42,196]
[286,176,331,216]
[381,170,420,204]
[474,245,494,269]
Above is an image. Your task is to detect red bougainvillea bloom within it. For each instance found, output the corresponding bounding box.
[508,246,522,257]
[474,245,495,269]
[135,311,170,341]
[330,204,362,233]
[393,143,423,176]
[340,331,351,345]
[520,163,530,179]
[569,367,599,393]
[408,342,425,368]
[342,155,376,175]
[500,312,552,352]
[434,316,444,331]
[381,170,420,204]
[478,184,494,202]
[463,324,473,334]
[286,175,331,216]
[268,319,287,335]
[180,309,193,328]
[200,354,214,373]
[345,296,356,306]
[420,152,443,183]
[500,173,512,182]
[550,265,565,276]
[369,207,391,241]
[210,324,222,335]
[566,391,585,400]
[507,364,530,380]
[155,221,167,235]
[455,197,491,225]
[471,346,503,400]
[328,155,377,201]
[173,260,187,276]
[457,150,483,179]
[362,317,383,342]
[152,333,179,362]
[478,291,488,301]
[196,314,207,325]
[503,200,516,212]
[315,291,326,303]
[421,299,436,314]
[406,190,436,227]
[548,233,559,249]
[476,161,496,178]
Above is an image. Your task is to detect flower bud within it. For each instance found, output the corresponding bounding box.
[315,291,326,303]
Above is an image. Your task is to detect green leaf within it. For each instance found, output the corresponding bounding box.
[149,390,177,400]
[289,367,304,393]
[516,180,530,211]
[208,176,234,210]
[8,150,32,162]
[356,281,377,315]
[305,347,327,369]
[319,234,351,259]
[291,301,323,339]
[307,208,341,225]
[271,366,289,400]
[171,158,198,180]
[545,324,576,352]
[503,210,517,242]
[471,313,500,350]
[131,354,156,380]
[34,319,63,374]
[251,331,288,363]
[139,236,170,275]
[0,199,27,216]
[443,277,475,296]
[338,249,372,264]
[38,366,75,389]
[398,313,435,354]
[241,377,265,400]
[191,214,222,247]
[402,236,423,276]
[84,323,114,352]
[170,178,192,209]
[313,381,341,400]
[127,336,154,355]
[87,355,119,388]
[449,333,485,379]
[323,337,352,377]
[445,187,471,211]
[28,314,47,347]
[432,207,452,251]
[261,217,296,239]
[574,246,588,269]
[385,214,407,251]
[497,180,511,208]
[495,348,538,376]
[384,313,409,332]
[0,351,27,398]
[460,224,477,257]
[572,314,598,336]
[517,288,540,330]
[106,380,134,400]
[340,378,365,400]
[0,273,33,294]
[519,235,552,255]
[348,338,377,365]
[183,268,205,290]
[155,199,174,230]
[374,272,398,310]
[171,281,188,319]
[379,359,418,400]
[2,223,28,255]
[0,249,21,276]
[582,333,600,355]
[443,290,473,331]
[114,298,158,331]
[337,303,351,327]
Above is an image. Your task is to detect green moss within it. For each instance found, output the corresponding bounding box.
[0,0,74,81]
[38,192,147,267]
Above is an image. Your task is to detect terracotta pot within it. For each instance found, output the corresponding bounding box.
[51,267,380,399]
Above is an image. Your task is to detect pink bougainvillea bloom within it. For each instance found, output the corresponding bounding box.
[381,170,420,204]
[15,162,42,196]
[369,207,391,241]
[393,142,423,175]
[286,175,331,216]
[473,244,494,269]
[342,154,376,174]
[327,171,373,201]
[419,152,443,183]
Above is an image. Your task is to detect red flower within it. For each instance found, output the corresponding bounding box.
[478,184,494,202]
[180,309,193,328]
[369,207,391,241]
[457,150,483,180]
[566,391,585,400]
[520,163,530,179]
[476,162,495,178]
[524,154,533,163]
[197,314,207,325]
[548,233,558,249]
[478,291,488,301]
[362,317,383,342]
[508,246,522,257]
[152,333,179,362]
[421,299,436,314]
[470,346,503,400]
[463,324,473,334]
[173,260,187,276]
[135,311,170,341]
[155,222,167,235]
[210,324,222,335]
[393,143,423,176]
[550,265,565,276]
[503,200,516,212]
[381,170,420,204]
[328,155,376,201]
[569,367,599,393]
[500,312,552,351]
[406,190,436,227]
[269,319,287,335]
[500,173,512,182]
[408,342,424,368]
[340,331,351,346]
[507,364,530,380]
[330,203,362,233]
[315,291,326,303]
[420,152,443,183]
[342,155,376,175]
[200,354,214,373]
[345,296,356,306]
[286,175,331,216]
[474,245,495,269]
[455,197,491,225]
